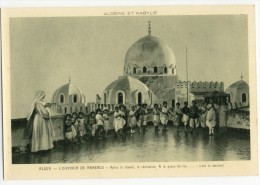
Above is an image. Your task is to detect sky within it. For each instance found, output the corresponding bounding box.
[10,15,249,119]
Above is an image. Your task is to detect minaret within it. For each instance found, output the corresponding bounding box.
[148,21,151,36]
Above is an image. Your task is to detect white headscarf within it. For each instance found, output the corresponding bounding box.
[27,90,46,121]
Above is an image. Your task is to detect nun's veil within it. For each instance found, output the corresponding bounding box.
[27,90,45,121]
[24,90,45,138]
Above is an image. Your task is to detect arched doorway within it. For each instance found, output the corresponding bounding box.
[164,66,168,74]
[242,93,247,102]
[60,94,64,103]
[73,95,77,103]
[143,66,147,73]
[118,92,124,104]
[138,92,142,105]
[154,66,158,73]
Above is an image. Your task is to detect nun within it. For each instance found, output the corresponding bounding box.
[24,90,55,152]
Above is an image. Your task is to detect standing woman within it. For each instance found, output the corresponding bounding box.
[24,90,55,152]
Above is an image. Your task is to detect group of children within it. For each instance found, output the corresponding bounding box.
[63,100,218,143]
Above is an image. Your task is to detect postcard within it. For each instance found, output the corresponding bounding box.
[1,5,258,179]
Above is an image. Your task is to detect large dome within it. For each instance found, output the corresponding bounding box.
[124,35,176,75]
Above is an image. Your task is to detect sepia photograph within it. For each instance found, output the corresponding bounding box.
[1,5,258,179]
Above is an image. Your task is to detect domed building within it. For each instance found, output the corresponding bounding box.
[103,75,158,106]
[99,22,225,109]
[225,75,249,108]
[122,22,179,105]
[124,35,177,76]
[51,79,87,114]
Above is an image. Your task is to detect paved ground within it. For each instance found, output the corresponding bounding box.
[12,125,250,164]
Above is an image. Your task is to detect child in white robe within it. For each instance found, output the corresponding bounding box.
[113,106,126,135]
[174,103,182,132]
[103,109,110,137]
[153,104,160,132]
[128,105,137,134]
[160,101,174,132]
[95,108,104,139]
[141,103,149,132]
[206,101,217,136]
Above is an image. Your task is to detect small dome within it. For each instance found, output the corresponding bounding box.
[52,81,83,104]
[105,75,149,92]
[226,80,249,90]
[104,75,158,105]
[225,79,249,108]
[124,35,176,74]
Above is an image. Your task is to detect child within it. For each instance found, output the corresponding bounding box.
[85,111,95,139]
[64,114,77,143]
[160,101,174,132]
[141,103,149,132]
[102,108,110,137]
[71,112,79,133]
[135,104,142,133]
[95,108,104,139]
[113,106,125,135]
[128,105,137,134]
[77,112,86,142]
[200,102,207,128]
[206,99,217,136]
[174,102,182,132]
[189,100,200,134]
[181,102,190,132]
[153,104,160,132]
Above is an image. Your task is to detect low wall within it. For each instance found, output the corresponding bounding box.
[11,115,65,150]
[11,109,249,153]
[226,110,250,130]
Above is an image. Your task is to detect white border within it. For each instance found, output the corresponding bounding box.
[0,1,259,185]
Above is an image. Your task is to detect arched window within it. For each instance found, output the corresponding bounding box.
[118,92,124,104]
[242,93,247,102]
[138,92,142,104]
[172,68,174,74]
[133,67,136,74]
[73,95,77,103]
[60,94,64,103]
[154,66,158,73]
[104,93,107,104]
[64,107,67,114]
[164,66,168,74]
[143,66,147,73]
